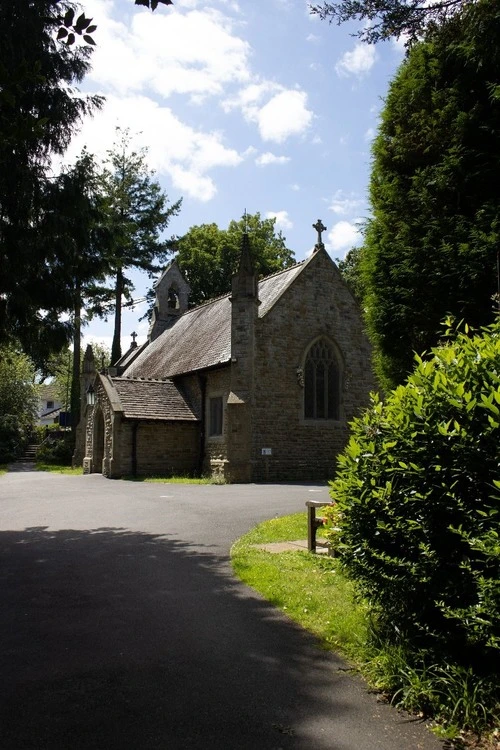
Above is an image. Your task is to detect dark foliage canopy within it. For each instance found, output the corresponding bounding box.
[361,0,500,388]
[0,1,175,370]
[310,0,471,45]
[0,1,101,368]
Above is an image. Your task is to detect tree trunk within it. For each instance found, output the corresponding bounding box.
[111,268,123,365]
[70,282,82,445]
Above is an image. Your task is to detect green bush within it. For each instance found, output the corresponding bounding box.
[328,319,500,672]
[37,435,74,465]
[0,415,26,462]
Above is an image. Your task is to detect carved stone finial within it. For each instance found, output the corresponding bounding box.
[313,219,327,248]
[131,331,138,348]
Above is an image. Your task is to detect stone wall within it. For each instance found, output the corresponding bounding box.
[116,420,200,477]
[201,368,231,478]
[251,248,375,482]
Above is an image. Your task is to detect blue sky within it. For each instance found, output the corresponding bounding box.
[65,0,406,352]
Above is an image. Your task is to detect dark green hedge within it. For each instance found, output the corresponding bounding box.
[329,319,500,671]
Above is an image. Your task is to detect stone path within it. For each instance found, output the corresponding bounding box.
[255,539,329,553]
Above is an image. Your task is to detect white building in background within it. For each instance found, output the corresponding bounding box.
[38,384,63,427]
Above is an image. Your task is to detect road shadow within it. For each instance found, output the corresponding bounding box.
[0,525,368,750]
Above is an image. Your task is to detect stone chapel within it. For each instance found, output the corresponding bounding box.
[78,223,375,482]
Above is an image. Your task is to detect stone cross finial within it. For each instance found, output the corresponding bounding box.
[131,331,137,344]
[313,219,327,246]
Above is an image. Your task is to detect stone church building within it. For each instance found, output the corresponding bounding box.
[78,223,375,482]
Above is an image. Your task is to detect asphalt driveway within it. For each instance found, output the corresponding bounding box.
[0,472,442,749]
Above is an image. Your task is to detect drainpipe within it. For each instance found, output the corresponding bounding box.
[132,421,139,477]
[197,375,207,477]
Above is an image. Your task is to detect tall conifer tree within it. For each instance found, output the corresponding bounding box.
[0,1,102,367]
[361,0,500,388]
[99,129,182,364]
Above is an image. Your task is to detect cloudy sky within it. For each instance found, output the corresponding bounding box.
[68,0,406,350]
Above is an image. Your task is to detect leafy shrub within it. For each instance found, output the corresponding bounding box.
[37,435,74,465]
[328,319,500,672]
[0,415,25,462]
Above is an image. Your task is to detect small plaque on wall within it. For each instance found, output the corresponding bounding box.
[261,448,272,456]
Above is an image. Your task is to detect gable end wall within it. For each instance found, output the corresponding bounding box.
[252,250,375,481]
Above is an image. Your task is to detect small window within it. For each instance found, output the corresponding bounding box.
[209,396,223,436]
[47,400,54,409]
[167,288,180,310]
[304,339,340,420]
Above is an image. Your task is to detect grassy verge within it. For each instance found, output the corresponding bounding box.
[231,512,368,660]
[231,513,499,748]
[121,475,223,484]
[0,464,7,476]
[35,463,83,475]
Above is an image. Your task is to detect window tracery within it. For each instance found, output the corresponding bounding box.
[303,339,341,420]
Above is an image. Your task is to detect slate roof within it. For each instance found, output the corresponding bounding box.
[114,341,147,371]
[124,259,309,380]
[110,377,199,421]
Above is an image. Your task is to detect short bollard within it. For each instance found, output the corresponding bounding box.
[306,499,332,554]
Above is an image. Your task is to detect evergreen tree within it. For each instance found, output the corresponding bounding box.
[310,0,472,44]
[100,129,182,363]
[0,1,102,368]
[172,213,295,307]
[45,150,111,433]
[361,0,500,388]
[0,2,173,370]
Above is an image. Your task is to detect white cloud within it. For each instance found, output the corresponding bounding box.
[64,95,242,202]
[364,127,375,142]
[86,4,251,101]
[225,84,313,143]
[328,190,364,216]
[266,210,293,230]
[306,33,320,43]
[335,43,377,77]
[256,90,313,143]
[290,183,300,191]
[327,220,362,252]
[255,152,290,166]
[222,81,279,112]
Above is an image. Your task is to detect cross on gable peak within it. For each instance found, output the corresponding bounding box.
[313,219,327,248]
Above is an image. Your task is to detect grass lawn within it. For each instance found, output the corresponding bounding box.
[35,464,83,475]
[231,513,499,748]
[122,475,219,484]
[231,511,368,660]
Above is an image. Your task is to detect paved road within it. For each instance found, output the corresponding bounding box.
[0,472,442,750]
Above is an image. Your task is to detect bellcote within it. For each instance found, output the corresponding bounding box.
[149,260,191,341]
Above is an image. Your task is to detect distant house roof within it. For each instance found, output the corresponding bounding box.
[39,384,60,402]
[124,260,308,380]
[110,377,199,421]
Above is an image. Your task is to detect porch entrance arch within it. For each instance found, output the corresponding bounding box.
[93,408,105,474]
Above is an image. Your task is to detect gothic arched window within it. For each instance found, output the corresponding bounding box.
[304,339,341,420]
